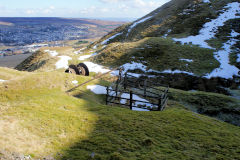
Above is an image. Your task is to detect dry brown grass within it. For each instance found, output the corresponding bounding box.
[0,67,29,80]
[0,116,47,154]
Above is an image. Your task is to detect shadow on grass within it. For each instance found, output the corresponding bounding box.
[59,90,240,160]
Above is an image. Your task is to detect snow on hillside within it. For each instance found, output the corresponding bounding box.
[111,62,194,77]
[173,2,240,79]
[44,50,58,57]
[87,85,107,94]
[74,47,86,54]
[101,33,123,45]
[203,0,210,3]
[204,37,239,79]
[44,49,72,69]
[161,69,194,75]
[237,55,240,63]
[78,51,111,74]
[127,16,153,37]
[84,62,110,74]
[55,56,72,69]
[78,53,97,61]
[173,2,240,49]
[180,59,193,63]
[77,2,240,80]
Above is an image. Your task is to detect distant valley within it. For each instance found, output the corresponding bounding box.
[0,17,125,46]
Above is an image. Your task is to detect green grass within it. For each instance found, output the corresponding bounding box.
[0,67,28,80]
[93,37,218,76]
[157,87,240,126]
[0,68,240,159]
[75,40,89,45]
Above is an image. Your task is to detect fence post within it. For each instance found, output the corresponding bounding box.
[106,87,109,105]
[130,91,133,110]
[119,68,123,81]
[158,97,161,111]
[124,73,127,90]
[115,79,119,97]
[144,79,147,97]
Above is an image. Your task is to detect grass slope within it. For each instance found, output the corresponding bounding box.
[15,47,75,72]
[90,0,240,71]
[0,67,240,159]
[93,37,218,76]
[95,0,236,44]
[160,87,240,126]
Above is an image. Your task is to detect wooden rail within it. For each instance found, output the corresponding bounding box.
[106,72,169,111]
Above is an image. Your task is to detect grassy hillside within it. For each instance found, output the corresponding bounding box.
[94,0,236,44]
[1,0,239,158]
[93,37,219,76]
[15,47,75,72]
[89,0,240,76]
[0,67,240,159]
[158,87,240,126]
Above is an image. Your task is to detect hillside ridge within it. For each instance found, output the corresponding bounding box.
[86,0,240,90]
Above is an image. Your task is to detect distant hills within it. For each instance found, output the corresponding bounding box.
[0,17,126,25]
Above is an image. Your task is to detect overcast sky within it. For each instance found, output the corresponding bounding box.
[0,0,170,19]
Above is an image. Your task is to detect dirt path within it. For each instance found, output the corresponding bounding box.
[0,53,32,68]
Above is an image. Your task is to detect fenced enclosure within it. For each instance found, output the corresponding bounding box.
[106,71,169,111]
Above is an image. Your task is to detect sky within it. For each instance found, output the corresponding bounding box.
[0,0,170,19]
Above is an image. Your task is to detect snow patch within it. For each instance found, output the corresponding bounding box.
[173,2,240,48]
[132,107,149,111]
[203,0,210,3]
[93,45,97,49]
[237,54,240,63]
[204,39,239,79]
[44,50,58,57]
[0,79,6,82]
[101,33,123,45]
[72,80,78,85]
[163,29,172,38]
[112,61,194,77]
[180,59,193,63]
[84,62,110,74]
[74,47,86,54]
[127,16,153,36]
[161,69,194,75]
[87,85,107,94]
[45,50,72,70]
[55,56,72,69]
[127,73,142,78]
[230,30,240,37]
[121,62,147,72]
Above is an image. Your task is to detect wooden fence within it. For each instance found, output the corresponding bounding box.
[106,72,169,111]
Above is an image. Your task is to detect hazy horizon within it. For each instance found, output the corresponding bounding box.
[0,17,136,22]
[0,0,170,19]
